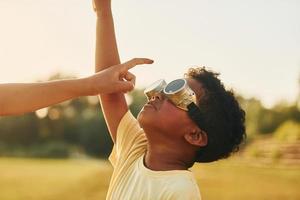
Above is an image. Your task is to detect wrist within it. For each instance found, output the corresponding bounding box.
[96,9,113,18]
[78,77,95,96]
[93,2,112,17]
[67,78,92,97]
[80,75,104,96]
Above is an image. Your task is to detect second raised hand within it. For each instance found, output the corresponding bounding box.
[88,58,154,95]
[92,0,111,13]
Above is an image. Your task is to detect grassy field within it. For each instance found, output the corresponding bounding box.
[0,157,299,200]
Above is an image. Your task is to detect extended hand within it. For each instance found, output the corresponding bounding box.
[92,0,111,12]
[87,58,154,95]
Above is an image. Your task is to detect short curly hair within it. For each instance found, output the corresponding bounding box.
[185,67,246,163]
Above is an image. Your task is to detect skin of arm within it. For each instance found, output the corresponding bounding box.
[0,79,88,116]
[0,62,144,116]
[93,0,153,142]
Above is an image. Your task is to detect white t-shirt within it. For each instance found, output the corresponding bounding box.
[106,111,201,200]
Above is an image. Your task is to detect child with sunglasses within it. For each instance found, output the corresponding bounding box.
[93,0,246,199]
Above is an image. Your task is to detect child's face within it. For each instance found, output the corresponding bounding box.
[137,78,204,141]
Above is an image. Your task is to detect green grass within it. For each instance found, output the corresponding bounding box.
[0,157,299,200]
[0,158,111,200]
[193,159,300,200]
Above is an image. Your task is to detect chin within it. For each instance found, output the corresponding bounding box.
[137,109,154,129]
[137,110,146,128]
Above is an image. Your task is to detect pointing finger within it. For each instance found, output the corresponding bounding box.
[122,58,154,71]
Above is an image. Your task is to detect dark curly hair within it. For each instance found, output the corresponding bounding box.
[185,67,246,163]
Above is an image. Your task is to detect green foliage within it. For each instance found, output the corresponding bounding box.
[128,89,147,117]
[0,142,70,158]
[238,97,263,136]
[238,96,300,136]
[0,96,112,158]
[29,142,70,158]
[0,113,39,145]
[274,120,300,142]
[247,147,263,158]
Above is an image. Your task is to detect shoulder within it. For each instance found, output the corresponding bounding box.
[165,174,201,199]
[117,110,141,136]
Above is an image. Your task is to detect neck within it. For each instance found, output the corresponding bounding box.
[144,142,193,171]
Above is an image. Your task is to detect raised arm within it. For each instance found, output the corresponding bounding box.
[0,63,145,116]
[93,0,152,142]
[0,79,88,116]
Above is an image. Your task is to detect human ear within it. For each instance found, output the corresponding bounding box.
[184,129,208,147]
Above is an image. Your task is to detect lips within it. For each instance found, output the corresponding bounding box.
[144,102,156,110]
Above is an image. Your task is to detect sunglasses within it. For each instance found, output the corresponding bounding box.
[144,79,197,111]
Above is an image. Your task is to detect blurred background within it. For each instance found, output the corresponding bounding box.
[0,0,299,199]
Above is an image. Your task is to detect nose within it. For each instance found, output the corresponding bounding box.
[149,93,164,102]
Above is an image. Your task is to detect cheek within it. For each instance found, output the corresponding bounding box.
[159,104,181,121]
[157,102,189,133]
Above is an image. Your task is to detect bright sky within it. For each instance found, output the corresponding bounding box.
[0,0,299,108]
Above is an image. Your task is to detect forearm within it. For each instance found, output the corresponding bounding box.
[94,1,128,142]
[96,7,124,102]
[95,7,120,72]
[0,79,88,116]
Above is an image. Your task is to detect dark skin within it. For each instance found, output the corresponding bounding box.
[138,78,208,171]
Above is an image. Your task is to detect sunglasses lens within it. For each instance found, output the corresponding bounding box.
[145,79,165,93]
[164,79,185,93]
[144,79,167,99]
